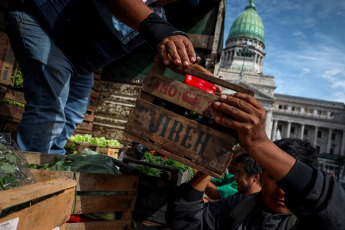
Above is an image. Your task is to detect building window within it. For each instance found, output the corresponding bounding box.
[316,146,320,154]
[292,106,295,111]
[332,133,336,140]
[278,105,282,109]
[318,131,322,138]
[330,112,334,117]
[283,105,287,110]
[321,111,327,116]
[295,107,301,112]
[304,109,314,114]
[330,148,334,154]
[318,110,322,115]
[291,127,295,134]
[304,129,308,136]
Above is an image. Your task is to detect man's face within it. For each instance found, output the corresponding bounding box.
[261,172,291,214]
[234,163,255,195]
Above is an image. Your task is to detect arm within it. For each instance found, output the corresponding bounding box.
[213,93,345,229]
[167,172,244,230]
[101,0,199,66]
[213,93,296,181]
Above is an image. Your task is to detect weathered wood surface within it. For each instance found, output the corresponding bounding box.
[0,179,76,230]
[124,60,254,178]
[125,98,236,178]
[142,74,221,119]
[22,151,139,230]
[0,178,76,210]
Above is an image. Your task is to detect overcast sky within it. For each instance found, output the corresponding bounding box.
[224,0,345,103]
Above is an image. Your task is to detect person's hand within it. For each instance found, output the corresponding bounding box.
[213,93,270,152]
[158,35,201,67]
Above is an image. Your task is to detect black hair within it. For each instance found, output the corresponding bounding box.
[273,138,319,168]
[235,153,263,185]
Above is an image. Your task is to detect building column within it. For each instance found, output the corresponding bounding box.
[313,126,319,147]
[271,119,278,141]
[341,131,345,156]
[300,124,305,140]
[286,122,291,138]
[327,129,333,153]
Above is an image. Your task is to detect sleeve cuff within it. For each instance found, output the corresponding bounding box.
[277,160,314,195]
[183,184,205,202]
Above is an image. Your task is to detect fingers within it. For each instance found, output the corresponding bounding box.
[212,93,265,131]
[158,35,199,66]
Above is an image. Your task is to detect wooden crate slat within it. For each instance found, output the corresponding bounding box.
[0,178,76,210]
[142,74,220,119]
[4,88,26,104]
[29,169,139,192]
[0,188,75,230]
[73,195,137,214]
[125,98,236,171]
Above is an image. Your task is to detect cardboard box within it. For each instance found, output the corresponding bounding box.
[0,30,15,87]
[0,178,76,230]
[124,60,254,178]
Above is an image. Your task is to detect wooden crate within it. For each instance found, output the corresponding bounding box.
[0,178,77,230]
[124,60,254,178]
[73,142,123,159]
[23,151,140,230]
[123,158,179,225]
[0,30,16,87]
[0,88,25,122]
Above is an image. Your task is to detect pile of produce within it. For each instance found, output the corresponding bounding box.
[136,151,194,181]
[0,143,34,191]
[68,134,121,147]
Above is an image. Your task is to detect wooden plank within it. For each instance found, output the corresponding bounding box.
[65,219,131,230]
[0,102,24,120]
[163,62,254,96]
[142,74,221,119]
[0,178,76,210]
[0,188,75,230]
[73,194,137,213]
[4,88,26,104]
[29,169,139,192]
[124,98,236,176]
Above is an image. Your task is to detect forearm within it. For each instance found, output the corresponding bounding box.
[205,182,221,200]
[101,0,153,31]
[189,172,212,192]
[246,140,296,181]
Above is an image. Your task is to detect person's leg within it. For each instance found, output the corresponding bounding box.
[50,71,93,154]
[6,10,92,154]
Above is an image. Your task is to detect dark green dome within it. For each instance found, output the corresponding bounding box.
[228,0,264,42]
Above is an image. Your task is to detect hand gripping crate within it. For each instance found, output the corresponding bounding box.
[124,60,254,179]
[0,178,77,230]
[23,151,140,230]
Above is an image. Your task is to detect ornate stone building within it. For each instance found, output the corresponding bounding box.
[216,0,345,182]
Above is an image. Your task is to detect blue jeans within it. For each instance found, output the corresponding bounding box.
[6,11,94,154]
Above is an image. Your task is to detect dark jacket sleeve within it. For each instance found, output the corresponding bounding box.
[166,183,247,230]
[278,160,345,230]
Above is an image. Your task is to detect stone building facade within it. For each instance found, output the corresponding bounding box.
[216,0,345,182]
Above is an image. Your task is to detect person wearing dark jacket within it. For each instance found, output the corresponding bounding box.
[167,93,345,230]
[6,0,199,155]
